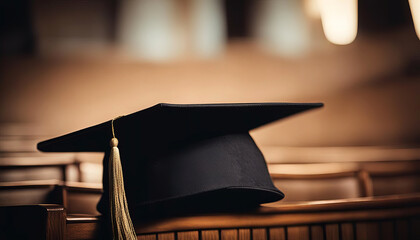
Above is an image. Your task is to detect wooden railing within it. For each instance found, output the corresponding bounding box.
[268,159,420,200]
[0,193,419,239]
[0,180,102,214]
[66,193,420,240]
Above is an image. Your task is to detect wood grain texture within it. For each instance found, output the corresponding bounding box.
[325,224,339,240]
[340,223,354,240]
[64,194,420,240]
[137,208,420,234]
[310,225,324,240]
[178,231,199,240]
[158,232,175,240]
[139,234,157,240]
[379,221,394,240]
[66,222,102,240]
[252,228,267,240]
[45,206,66,240]
[221,229,238,240]
[287,226,309,240]
[238,228,250,240]
[137,194,420,234]
[356,222,380,240]
[202,230,219,240]
[356,222,368,240]
[395,219,409,240]
[269,227,286,240]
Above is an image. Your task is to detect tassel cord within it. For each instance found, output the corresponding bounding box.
[109,117,137,240]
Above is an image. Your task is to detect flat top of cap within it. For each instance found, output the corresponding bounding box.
[37,102,323,152]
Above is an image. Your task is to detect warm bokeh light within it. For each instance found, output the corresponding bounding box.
[409,0,420,39]
[317,0,358,45]
[190,0,226,57]
[304,0,321,19]
[252,0,310,57]
[118,0,179,60]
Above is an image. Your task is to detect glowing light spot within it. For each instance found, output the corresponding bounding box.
[409,0,420,39]
[318,0,358,45]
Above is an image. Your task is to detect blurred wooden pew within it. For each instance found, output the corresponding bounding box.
[361,160,420,196]
[62,182,102,215]
[0,180,102,214]
[0,180,63,206]
[261,146,420,164]
[268,159,420,200]
[270,166,372,202]
[0,153,78,182]
[0,123,102,215]
[0,123,82,182]
[0,136,40,152]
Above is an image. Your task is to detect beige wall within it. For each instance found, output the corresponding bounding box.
[0,31,419,147]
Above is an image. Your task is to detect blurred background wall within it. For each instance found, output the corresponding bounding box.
[0,0,419,151]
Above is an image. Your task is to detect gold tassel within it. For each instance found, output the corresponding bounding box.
[109,118,137,240]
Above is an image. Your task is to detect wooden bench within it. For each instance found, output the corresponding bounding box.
[269,165,373,202]
[62,182,102,215]
[268,159,420,199]
[1,193,419,239]
[0,180,102,214]
[0,180,63,206]
[0,153,78,182]
[66,193,420,240]
[0,125,81,182]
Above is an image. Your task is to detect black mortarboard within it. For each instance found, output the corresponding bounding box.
[37,103,323,238]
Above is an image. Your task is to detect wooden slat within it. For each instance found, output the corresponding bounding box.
[178,231,199,240]
[358,170,373,197]
[139,234,157,240]
[269,227,286,240]
[66,222,100,240]
[252,228,267,240]
[287,226,309,240]
[310,225,324,240]
[325,224,339,240]
[221,229,238,240]
[340,223,354,240]
[395,219,409,240]
[45,206,66,240]
[202,230,219,240]
[356,222,380,240]
[379,221,394,240]
[238,229,250,240]
[64,184,102,215]
[410,217,420,240]
[158,233,175,240]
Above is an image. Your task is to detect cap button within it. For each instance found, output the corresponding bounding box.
[110,138,119,147]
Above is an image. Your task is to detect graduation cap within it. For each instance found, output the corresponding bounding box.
[37,102,323,239]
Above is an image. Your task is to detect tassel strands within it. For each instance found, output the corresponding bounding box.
[109,117,137,240]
